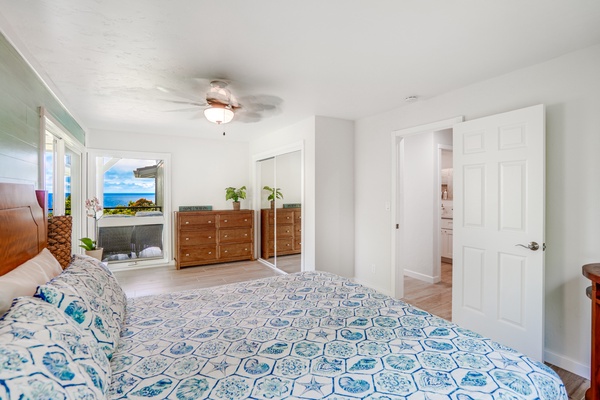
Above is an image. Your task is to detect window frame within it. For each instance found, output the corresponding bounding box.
[86,148,172,270]
[39,107,85,251]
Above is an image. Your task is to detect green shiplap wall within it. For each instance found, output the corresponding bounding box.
[0,31,85,185]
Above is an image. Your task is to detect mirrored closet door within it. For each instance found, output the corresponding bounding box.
[257,150,302,273]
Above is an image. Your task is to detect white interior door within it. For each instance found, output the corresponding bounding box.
[452,104,545,360]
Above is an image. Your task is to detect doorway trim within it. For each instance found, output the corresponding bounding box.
[390,116,463,299]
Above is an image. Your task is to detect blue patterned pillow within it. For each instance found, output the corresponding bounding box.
[66,254,127,324]
[0,297,110,399]
[36,277,122,360]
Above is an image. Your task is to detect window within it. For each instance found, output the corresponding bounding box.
[87,150,171,269]
[41,109,84,250]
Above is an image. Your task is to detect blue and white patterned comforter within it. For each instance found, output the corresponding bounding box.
[109,272,567,399]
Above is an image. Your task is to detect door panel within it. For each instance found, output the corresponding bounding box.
[453,104,545,360]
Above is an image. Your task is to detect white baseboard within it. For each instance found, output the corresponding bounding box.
[109,260,175,272]
[352,277,393,297]
[404,269,439,284]
[544,348,589,380]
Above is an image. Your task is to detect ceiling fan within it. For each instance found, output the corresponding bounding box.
[159,79,281,125]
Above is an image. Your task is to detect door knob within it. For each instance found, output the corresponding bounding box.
[515,241,539,251]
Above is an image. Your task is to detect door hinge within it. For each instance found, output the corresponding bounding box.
[396,224,399,229]
[543,243,546,251]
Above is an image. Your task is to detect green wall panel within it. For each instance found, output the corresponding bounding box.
[0,31,85,185]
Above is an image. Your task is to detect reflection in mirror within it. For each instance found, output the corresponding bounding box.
[257,150,302,273]
[273,151,302,273]
[258,157,276,266]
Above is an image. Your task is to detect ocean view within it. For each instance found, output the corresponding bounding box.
[49,193,155,209]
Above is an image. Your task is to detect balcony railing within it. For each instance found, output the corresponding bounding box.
[97,207,164,263]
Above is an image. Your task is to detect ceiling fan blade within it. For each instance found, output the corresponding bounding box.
[235,111,262,123]
[238,95,283,114]
[162,99,208,107]
[156,85,203,102]
[164,107,203,113]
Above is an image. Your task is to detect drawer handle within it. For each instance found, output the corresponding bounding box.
[224,219,228,222]
[287,217,290,219]
[185,221,189,224]
[185,238,189,241]
[224,234,228,237]
[224,250,228,253]
[208,252,212,254]
[245,248,248,251]
[244,234,248,237]
[208,236,212,239]
[287,244,290,247]
[185,253,189,257]
[286,230,290,233]
[208,220,212,223]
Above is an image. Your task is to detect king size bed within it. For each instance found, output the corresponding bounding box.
[0,183,567,399]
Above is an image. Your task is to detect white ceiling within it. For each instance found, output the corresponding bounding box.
[1,1,599,141]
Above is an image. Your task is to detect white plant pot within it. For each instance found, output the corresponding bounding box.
[85,248,104,261]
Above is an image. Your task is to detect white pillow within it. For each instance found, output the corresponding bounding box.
[0,248,63,315]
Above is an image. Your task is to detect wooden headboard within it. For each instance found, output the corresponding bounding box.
[0,183,47,276]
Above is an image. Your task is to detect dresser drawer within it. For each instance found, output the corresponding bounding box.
[179,229,217,245]
[266,210,295,225]
[179,213,216,229]
[179,245,217,262]
[276,226,294,238]
[276,210,295,225]
[219,242,253,258]
[218,213,253,228]
[219,228,252,243]
[276,238,294,252]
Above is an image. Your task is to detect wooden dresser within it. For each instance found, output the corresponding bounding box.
[583,263,600,400]
[174,210,254,269]
[260,208,301,259]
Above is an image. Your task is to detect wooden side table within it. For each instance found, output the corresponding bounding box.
[583,263,600,400]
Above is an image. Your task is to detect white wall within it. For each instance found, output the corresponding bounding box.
[315,116,355,278]
[441,149,452,169]
[401,129,452,283]
[259,158,275,209]
[354,44,600,377]
[403,132,435,281]
[88,130,250,211]
[275,150,302,206]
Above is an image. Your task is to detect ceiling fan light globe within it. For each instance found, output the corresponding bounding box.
[204,106,234,124]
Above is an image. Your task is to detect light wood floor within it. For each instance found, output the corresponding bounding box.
[113,259,589,399]
[113,260,282,298]
[402,262,589,400]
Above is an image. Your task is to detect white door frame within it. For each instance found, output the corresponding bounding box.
[390,116,463,299]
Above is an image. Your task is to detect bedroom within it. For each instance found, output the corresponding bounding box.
[0,1,599,398]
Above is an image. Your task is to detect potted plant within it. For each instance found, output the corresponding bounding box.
[79,237,103,260]
[263,186,283,209]
[225,186,246,210]
[82,196,103,260]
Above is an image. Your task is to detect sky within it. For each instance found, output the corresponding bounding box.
[103,158,157,193]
